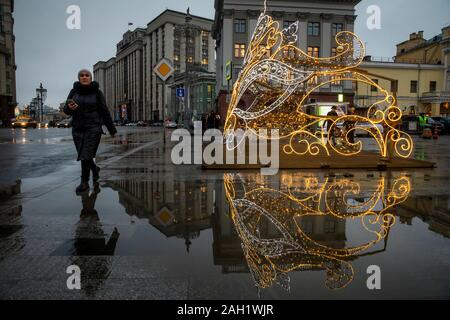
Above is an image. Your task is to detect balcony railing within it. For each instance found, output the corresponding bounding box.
[420,91,450,103]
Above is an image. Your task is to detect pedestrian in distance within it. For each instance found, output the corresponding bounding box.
[344,106,357,144]
[324,105,339,145]
[64,69,117,193]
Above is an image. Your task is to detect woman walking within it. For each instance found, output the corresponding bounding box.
[64,69,117,193]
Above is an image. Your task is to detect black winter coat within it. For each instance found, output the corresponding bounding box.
[64,81,117,161]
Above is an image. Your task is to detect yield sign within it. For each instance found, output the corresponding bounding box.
[154,58,174,82]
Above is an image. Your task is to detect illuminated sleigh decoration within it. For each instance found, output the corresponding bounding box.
[224,173,411,290]
[224,11,413,158]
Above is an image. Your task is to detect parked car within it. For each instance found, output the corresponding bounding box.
[137,121,147,127]
[427,118,445,135]
[12,118,38,129]
[56,119,72,128]
[165,121,178,129]
[432,117,450,134]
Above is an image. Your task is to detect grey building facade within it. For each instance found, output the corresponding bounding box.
[212,0,361,119]
[94,9,216,123]
[0,0,16,125]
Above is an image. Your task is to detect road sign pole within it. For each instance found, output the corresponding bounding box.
[154,58,175,146]
[163,81,166,145]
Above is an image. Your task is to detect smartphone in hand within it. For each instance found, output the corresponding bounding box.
[67,99,78,110]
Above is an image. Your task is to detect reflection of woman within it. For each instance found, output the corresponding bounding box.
[71,185,120,297]
[64,69,117,193]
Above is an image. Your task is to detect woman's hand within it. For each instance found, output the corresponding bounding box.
[68,101,78,111]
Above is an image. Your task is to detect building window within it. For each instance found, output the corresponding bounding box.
[234,19,246,33]
[202,48,208,57]
[410,80,418,93]
[430,81,437,92]
[234,43,246,58]
[371,79,379,92]
[174,55,179,62]
[331,74,342,85]
[283,20,295,29]
[300,219,314,235]
[307,46,320,58]
[188,56,193,63]
[307,22,320,36]
[324,219,336,234]
[331,47,337,56]
[332,23,343,36]
[202,58,208,66]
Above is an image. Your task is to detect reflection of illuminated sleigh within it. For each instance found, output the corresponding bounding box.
[224,173,411,290]
[224,11,414,159]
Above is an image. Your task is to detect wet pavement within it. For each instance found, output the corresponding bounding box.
[0,127,449,299]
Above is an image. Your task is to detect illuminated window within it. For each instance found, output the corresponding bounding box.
[234,43,246,58]
[307,46,320,58]
[331,75,342,85]
[202,58,208,66]
[174,55,179,62]
[188,56,194,63]
[307,22,320,36]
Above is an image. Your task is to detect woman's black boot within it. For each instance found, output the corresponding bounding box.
[92,165,101,182]
[76,180,90,193]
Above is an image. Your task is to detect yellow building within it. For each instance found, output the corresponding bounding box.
[356,26,450,116]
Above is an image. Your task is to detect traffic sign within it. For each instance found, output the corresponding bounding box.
[154,58,174,82]
[176,88,185,98]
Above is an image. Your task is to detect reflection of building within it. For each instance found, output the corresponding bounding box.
[107,170,218,252]
[213,0,361,121]
[0,0,16,125]
[399,196,450,238]
[212,212,346,274]
[357,26,450,116]
[94,9,216,123]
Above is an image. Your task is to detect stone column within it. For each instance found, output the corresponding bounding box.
[222,10,234,87]
[297,12,309,53]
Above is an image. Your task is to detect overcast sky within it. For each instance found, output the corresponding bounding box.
[14,0,450,108]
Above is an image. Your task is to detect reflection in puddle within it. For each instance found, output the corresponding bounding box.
[223,173,411,291]
[98,171,448,297]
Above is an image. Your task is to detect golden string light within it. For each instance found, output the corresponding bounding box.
[224,10,414,159]
[224,173,411,290]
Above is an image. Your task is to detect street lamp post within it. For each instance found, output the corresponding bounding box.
[36,83,47,123]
